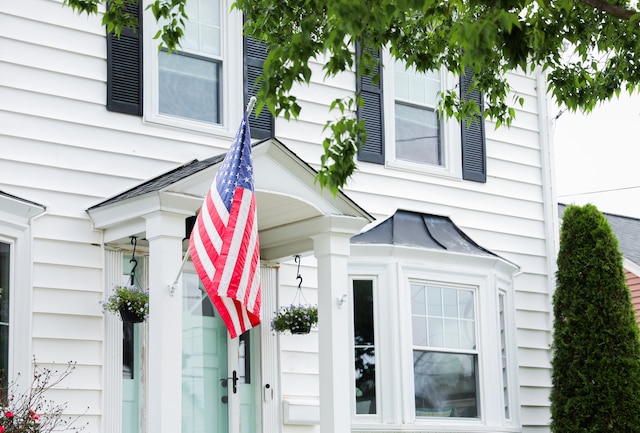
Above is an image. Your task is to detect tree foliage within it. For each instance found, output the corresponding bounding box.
[551,204,640,433]
[63,0,640,191]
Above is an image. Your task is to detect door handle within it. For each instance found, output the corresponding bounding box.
[220,370,238,394]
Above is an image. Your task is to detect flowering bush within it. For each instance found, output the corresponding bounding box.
[0,361,86,433]
[102,284,149,322]
[271,304,318,334]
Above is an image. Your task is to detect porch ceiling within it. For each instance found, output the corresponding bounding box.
[87,138,372,260]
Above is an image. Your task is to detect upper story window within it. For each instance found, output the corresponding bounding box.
[106,1,274,138]
[356,47,486,182]
[158,0,223,125]
[393,62,442,167]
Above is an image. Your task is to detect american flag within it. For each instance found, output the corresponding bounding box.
[189,113,261,338]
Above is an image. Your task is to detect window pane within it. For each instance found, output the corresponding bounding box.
[413,351,478,418]
[442,288,458,318]
[353,280,376,415]
[411,284,426,316]
[459,320,475,350]
[159,52,221,124]
[413,316,428,346]
[427,317,443,347]
[0,242,9,395]
[443,318,460,348]
[459,289,475,319]
[395,103,440,165]
[426,286,441,316]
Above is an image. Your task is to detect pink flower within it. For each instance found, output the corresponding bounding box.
[4,411,12,419]
[0,425,5,433]
[29,409,40,420]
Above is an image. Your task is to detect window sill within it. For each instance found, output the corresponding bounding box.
[385,158,462,181]
[351,422,522,433]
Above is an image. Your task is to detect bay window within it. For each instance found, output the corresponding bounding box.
[349,209,520,431]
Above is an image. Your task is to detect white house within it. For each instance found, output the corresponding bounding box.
[0,1,557,433]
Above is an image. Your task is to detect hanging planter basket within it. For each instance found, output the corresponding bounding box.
[289,322,312,335]
[271,255,318,335]
[271,304,318,335]
[119,306,145,323]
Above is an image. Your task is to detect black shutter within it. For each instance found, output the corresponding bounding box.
[244,36,274,139]
[106,2,143,116]
[356,44,385,164]
[460,68,486,183]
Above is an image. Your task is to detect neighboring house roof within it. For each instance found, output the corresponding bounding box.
[558,204,640,266]
[558,204,640,324]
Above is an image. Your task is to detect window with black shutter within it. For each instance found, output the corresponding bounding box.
[106,2,143,116]
[357,48,487,182]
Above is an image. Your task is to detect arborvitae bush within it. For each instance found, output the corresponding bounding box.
[551,204,640,432]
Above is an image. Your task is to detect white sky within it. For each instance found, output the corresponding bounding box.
[552,91,640,218]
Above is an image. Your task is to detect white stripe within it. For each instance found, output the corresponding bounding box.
[217,190,253,295]
[219,296,242,336]
[238,213,260,310]
[194,188,229,280]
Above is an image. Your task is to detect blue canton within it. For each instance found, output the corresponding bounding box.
[215,114,254,211]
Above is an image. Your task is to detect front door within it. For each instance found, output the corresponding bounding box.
[182,270,259,433]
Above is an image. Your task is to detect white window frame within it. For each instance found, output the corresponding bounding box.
[0,196,43,391]
[349,251,520,432]
[381,49,462,179]
[142,0,244,137]
[349,275,383,422]
[408,281,480,419]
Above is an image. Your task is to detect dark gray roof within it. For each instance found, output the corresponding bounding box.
[0,190,45,209]
[87,154,226,210]
[559,204,640,266]
[351,209,501,258]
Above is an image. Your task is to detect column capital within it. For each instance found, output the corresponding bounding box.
[143,210,186,241]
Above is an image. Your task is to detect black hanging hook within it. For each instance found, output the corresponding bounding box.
[294,254,303,289]
[129,236,138,286]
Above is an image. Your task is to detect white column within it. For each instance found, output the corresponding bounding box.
[312,215,368,433]
[144,211,186,433]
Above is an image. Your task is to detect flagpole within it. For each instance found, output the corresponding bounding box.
[169,96,258,297]
[169,249,191,296]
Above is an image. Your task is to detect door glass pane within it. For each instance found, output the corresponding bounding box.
[413,351,478,418]
[353,279,376,415]
[0,242,9,395]
[182,271,228,433]
[159,52,221,124]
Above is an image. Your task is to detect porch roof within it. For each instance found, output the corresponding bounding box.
[86,138,372,260]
